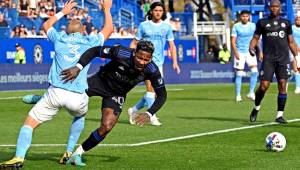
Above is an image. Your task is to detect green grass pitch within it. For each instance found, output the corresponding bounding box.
[0,83,300,169]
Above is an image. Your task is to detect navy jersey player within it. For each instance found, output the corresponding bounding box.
[0,0,113,168]
[249,0,298,123]
[58,40,167,166]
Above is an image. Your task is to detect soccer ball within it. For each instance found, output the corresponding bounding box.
[265,132,286,152]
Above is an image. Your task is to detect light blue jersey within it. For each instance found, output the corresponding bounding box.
[231,22,256,53]
[292,25,300,47]
[47,27,104,93]
[135,20,174,67]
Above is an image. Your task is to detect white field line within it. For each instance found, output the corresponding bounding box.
[1,118,299,147]
[0,89,184,100]
[0,96,23,100]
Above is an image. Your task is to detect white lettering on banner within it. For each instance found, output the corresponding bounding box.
[0,72,48,84]
[186,50,192,56]
[6,51,16,59]
[50,51,55,59]
[190,70,235,79]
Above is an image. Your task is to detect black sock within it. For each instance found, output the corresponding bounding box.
[82,129,105,152]
[277,93,287,112]
[255,88,265,107]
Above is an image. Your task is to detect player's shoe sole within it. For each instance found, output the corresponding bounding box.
[0,157,24,170]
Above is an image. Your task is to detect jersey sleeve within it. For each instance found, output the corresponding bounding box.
[166,24,174,41]
[231,24,237,37]
[88,32,105,47]
[135,24,143,41]
[254,19,263,37]
[46,27,60,42]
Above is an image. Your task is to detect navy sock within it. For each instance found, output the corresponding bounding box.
[82,129,105,152]
[255,88,265,106]
[277,93,287,111]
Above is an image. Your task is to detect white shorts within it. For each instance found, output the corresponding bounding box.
[234,52,258,70]
[29,86,89,123]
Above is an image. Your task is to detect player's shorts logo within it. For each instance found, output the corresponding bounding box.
[33,44,43,64]
[260,70,264,76]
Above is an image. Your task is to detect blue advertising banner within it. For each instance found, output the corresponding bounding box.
[0,63,238,91]
[0,38,197,64]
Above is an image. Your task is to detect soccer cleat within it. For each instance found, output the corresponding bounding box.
[250,108,259,122]
[128,107,136,125]
[0,157,24,169]
[66,155,86,166]
[22,95,42,104]
[59,151,72,164]
[275,116,287,124]
[295,87,300,94]
[150,114,162,126]
[246,93,255,101]
[236,95,242,102]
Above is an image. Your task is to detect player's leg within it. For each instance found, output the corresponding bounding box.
[293,57,300,94]
[68,96,124,166]
[60,92,88,164]
[233,53,246,102]
[274,63,291,124]
[0,87,60,168]
[246,53,258,100]
[144,81,161,126]
[250,61,273,122]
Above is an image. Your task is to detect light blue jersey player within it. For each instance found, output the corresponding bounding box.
[231,10,259,102]
[0,0,113,169]
[292,16,300,94]
[128,2,180,126]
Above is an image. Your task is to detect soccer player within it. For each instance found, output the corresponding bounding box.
[292,16,300,94]
[58,40,167,166]
[0,0,113,168]
[231,10,261,102]
[127,2,180,126]
[249,0,298,124]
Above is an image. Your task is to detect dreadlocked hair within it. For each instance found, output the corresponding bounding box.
[136,40,155,54]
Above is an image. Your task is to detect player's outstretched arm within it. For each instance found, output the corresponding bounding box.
[169,41,180,74]
[60,46,102,83]
[99,0,113,40]
[135,86,167,126]
[43,0,77,33]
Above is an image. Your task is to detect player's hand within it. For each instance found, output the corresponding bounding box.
[173,62,180,74]
[99,0,112,10]
[234,54,240,60]
[259,52,263,61]
[62,0,77,15]
[60,66,81,83]
[249,48,256,57]
[134,113,151,126]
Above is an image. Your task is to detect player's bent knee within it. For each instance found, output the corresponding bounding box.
[236,70,245,77]
[250,67,258,73]
[24,116,40,129]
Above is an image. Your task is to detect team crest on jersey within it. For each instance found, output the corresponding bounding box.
[266,23,271,28]
[274,21,278,25]
[161,29,167,36]
[281,23,286,28]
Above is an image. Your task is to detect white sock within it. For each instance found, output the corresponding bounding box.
[254,105,261,111]
[73,145,85,156]
[277,111,283,118]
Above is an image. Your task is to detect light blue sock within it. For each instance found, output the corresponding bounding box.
[145,92,155,109]
[295,73,300,88]
[235,75,242,97]
[250,71,258,94]
[133,96,146,110]
[15,125,33,158]
[66,116,85,153]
